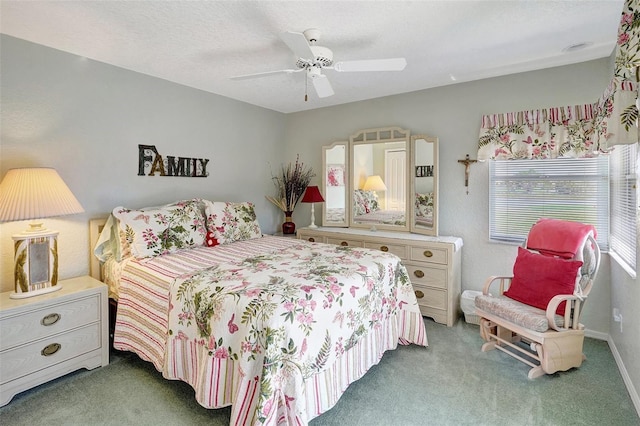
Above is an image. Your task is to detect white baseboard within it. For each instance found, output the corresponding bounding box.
[607,335,640,418]
[585,329,608,341]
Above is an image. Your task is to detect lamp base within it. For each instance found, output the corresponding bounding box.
[12,228,60,298]
[10,284,62,299]
[308,204,318,229]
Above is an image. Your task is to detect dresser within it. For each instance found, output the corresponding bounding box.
[0,276,109,406]
[297,227,463,326]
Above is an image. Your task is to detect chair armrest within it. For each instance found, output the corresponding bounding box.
[546,294,583,331]
[482,276,513,296]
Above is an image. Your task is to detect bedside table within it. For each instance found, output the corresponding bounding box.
[0,276,109,406]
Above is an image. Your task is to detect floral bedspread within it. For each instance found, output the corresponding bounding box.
[167,241,425,425]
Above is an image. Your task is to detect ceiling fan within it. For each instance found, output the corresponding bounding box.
[230,29,407,100]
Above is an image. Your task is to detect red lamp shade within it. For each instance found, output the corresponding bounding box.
[301,186,325,203]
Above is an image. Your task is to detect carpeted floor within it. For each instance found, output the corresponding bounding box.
[1,319,638,425]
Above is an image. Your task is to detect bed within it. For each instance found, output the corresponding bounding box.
[352,189,406,226]
[91,198,428,425]
[350,190,435,227]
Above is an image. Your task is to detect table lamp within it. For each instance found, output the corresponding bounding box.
[363,175,387,193]
[0,168,84,299]
[301,185,325,229]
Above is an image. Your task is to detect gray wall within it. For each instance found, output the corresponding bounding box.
[0,35,286,287]
[1,35,637,407]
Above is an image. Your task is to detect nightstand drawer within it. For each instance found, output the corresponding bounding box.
[0,294,101,351]
[0,323,101,384]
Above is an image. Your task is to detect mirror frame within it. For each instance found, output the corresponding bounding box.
[349,127,411,232]
[322,141,349,227]
[410,134,439,236]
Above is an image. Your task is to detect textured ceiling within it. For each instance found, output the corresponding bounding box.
[0,1,624,113]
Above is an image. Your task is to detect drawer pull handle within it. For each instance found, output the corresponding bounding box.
[415,290,425,299]
[308,237,315,242]
[414,270,425,278]
[423,250,433,258]
[380,245,389,252]
[41,313,61,326]
[41,343,61,357]
[340,241,349,246]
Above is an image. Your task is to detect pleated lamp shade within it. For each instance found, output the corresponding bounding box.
[301,185,325,203]
[363,175,387,192]
[0,168,84,224]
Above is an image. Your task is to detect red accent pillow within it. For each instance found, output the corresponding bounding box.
[205,231,219,247]
[504,247,582,315]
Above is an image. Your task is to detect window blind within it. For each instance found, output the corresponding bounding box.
[610,143,637,273]
[489,157,609,250]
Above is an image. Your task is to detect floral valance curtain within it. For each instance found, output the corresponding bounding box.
[478,0,639,161]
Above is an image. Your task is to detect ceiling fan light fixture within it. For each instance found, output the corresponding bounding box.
[308,66,322,79]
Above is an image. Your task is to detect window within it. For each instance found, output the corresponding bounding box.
[489,157,609,250]
[610,143,637,275]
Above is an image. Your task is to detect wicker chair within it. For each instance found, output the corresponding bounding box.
[475,219,601,379]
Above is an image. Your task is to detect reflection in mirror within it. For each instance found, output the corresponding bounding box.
[410,135,438,236]
[350,127,410,232]
[322,141,349,227]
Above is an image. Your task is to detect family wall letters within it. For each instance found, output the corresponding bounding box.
[138,144,209,177]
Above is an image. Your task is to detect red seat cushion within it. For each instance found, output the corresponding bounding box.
[504,247,582,315]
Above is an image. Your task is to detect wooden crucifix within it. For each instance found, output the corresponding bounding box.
[457,154,477,194]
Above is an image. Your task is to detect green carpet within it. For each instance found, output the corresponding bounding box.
[1,319,638,425]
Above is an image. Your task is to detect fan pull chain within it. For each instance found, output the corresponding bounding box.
[305,74,308,102]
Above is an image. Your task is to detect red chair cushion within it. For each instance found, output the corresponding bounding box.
[504,247,582,315]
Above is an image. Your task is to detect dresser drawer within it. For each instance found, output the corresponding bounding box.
[412,284,447,311]
[404,263,447,289]
[326,237,363,248]
[0,295,101,351]
[409,246,448,264]
[364,242,407,259]
[0,323,102,384]
[300,234,325,243]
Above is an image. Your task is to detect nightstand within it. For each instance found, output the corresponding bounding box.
[0,276,109,406]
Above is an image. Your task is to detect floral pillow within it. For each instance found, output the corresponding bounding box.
[204,201,262,245]
[353,189,379,215]
[113,199,207,259]
[415,192,434,218]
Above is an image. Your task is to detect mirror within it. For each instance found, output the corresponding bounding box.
[350,127,410,232]
[322,141,349,227]
[410,135,439,236]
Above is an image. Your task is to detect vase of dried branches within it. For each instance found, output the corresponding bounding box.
[267,155,314,235]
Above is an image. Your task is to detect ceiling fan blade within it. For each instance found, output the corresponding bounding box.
[332,58,407,72]
[230,69,301,80]
[280,31,315,59]
[311,74,334,98]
